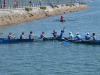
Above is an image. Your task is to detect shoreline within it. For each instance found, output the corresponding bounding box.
[0,4,89,26]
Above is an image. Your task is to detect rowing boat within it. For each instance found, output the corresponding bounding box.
[75,40,100,45]
[0,39,34,44]
[43,37,65,41]
[69,40,100,45]
[0,37,100,45]
[43,37,100,45]
[0,37,67,44]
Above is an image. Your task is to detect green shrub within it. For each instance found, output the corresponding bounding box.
[72,4,75,6]
[79,2,86,5]
[40,6,46,10]
[51,5,59,8]
[66,4,75,7]
[25,8,32,11]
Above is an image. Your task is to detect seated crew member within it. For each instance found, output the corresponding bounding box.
[29,31,34,39]
[92,33,97,41]
[75,32,82,41]
[8,32,15,40]
[20,32,26,39]
[52,30,58,38]
[68,32,74,40]
[85,33,91,40]
[40,32,47,39]
[52,30,56,37]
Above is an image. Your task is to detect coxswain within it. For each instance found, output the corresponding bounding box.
[85,33,91,40]
[59,30,64,39]
[92,33,97,41]
[68,32,74,40]
[29,31,34,39]
[40,32,47,39]
[20,32,26,39]
[8,32,16,40]
[75,32,82,41]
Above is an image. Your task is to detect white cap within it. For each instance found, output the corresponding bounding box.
[76,32,79,35]
[87,33,89,35]
[69,32,72,34]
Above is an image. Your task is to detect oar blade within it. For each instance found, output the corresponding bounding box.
[64,41,70,45]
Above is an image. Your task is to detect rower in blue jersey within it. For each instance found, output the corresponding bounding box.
[52,30,56,37]
[59,30,64,39]
[75,32,82,41]
[20,32,26,39]
[68,32,74,40]
[40,32,47,39]
[29,31,34,39]
[85,33,91,40]
[52,30,58,39]
[8,32,15,40]
[92,33,97,41]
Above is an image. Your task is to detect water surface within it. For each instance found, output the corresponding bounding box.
[0,1,100,75]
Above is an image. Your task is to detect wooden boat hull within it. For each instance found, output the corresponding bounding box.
[67,40,100,45]
[0,37,100,45]
[0,37,66,44]
[0,39,34,44]
[43,37,65,41]
[43,37,100,45]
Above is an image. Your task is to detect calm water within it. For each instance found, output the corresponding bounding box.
[0,1,100,75]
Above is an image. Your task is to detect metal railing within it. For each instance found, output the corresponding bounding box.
[0,0,85,9]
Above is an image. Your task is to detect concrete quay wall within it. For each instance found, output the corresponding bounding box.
[0,4,88,26]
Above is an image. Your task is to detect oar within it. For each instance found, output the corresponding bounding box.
[63,26,65,31]
[53,40,70,45]
[63,41,70,45]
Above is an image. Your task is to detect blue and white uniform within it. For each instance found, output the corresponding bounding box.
[85,35,90,40]
[53,32,56,37]
[20,35,23,39]
[20,34,25,39]
[8,35,12,40]
[29,34,34,39]
[93,36,97,41]
[76,34,82,41]
[40,34,43,39]
[69,34,74,40]
[53,32,58,39]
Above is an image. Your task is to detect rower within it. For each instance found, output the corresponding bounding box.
[92,33,97,41]
[8,32,16,40]
[40,32,47,39]
[52,30,56,37]
[20,32,26,39]
[75,32,82,41]
[85,33,91,40]
[29,31,34,39]
[68,32,74,40]
[52,30,58,38]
